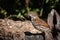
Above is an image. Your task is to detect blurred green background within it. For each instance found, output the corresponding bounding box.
[0,0,60,20]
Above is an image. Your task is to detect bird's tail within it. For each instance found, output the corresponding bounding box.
[45,31,54,40]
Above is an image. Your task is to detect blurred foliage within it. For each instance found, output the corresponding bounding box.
[0,0,60,20]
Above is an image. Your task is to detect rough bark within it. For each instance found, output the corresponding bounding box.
[0,18,42,40]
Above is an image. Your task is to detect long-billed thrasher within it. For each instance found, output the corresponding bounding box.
[27,11,54,40]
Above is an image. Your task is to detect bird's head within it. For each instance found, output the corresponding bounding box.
[26,11,38,19]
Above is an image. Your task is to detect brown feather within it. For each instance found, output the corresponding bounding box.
[35,17,49,28]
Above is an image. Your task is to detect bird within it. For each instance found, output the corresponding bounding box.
[27,11,54,40]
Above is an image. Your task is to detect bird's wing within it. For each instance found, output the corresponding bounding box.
[35,17,49,28]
